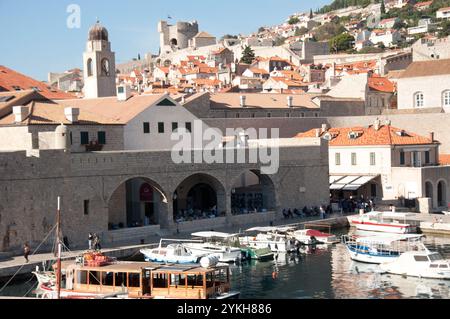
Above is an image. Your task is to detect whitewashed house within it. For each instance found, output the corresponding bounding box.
[397,59,450,111]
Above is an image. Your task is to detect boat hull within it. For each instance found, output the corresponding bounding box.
[345,244,400,264]
[351,221,416,234]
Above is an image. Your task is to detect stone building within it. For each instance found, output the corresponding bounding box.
[158,20,200,53]
[83,22,117,99]
[397,59,450,111]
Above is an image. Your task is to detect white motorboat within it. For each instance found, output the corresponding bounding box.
[140,239,203,264]
[240,227,296,253]
[343,234,423,264]
[380,244,450,279]
[291,229,339,245]
[184,232,242,263]
[348,211,417,234]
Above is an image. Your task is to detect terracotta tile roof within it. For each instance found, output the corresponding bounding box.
[270,77,305,87]
[399,59,450,78]
[0,94,168,126]
[368,75,396,93]
[296,125,434,146]
[187,55,206,61]
[210,93,320,109]
[280,70,303,81]
[0,65,75,100]
[212,48,229,55]
[0,90,41,119]
[440,154,450,165]
[380,18,397,24]
[414,1,433,7]
[156,67,170,74]
[191,78,222,86]
[249,68,269,75]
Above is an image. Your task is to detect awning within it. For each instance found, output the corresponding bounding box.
[330,175,379,191]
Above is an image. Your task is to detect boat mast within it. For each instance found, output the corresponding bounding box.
[56,196,62,299]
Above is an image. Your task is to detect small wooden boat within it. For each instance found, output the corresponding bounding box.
[343,234,423,264]
[36,255,239,299]
[240,227,296,253]
[140,239,203,264]
[291,229,339,245]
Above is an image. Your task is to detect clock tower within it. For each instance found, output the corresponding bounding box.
[83,21,116,99]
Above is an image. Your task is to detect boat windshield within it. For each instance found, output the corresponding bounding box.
[428,253,444,261]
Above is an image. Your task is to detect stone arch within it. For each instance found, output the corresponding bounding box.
[170,38,178,46]
[230,169,277,215]
[107,176,169,230]
[437,180,448,208]
[101,58,110,76]
[173,173,226,221]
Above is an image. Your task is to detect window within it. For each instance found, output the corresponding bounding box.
[414,92,424,108]
[267,113,272,118]
[425,151,430,164]
[143,122,150,134]
[414,255,429,262]
[185,122,192,133]
[158,122,165,134]
[370,152,376,166]
[335,153,341,166]
[172,122,178,132]
[117,86,124,94]
[70,132,73,145]
[80,132,89,145]
[98,131,106,145]
[351,153,357,166]
[443,91,450,107]
[236,113,240,118]
[83,200,90,215]
[400,151,405,165]
[87,59,93,77]
[157,98,176,106]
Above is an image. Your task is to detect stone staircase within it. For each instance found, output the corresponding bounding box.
[100,225,166,245]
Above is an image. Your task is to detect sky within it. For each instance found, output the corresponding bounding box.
[0,0,331,81]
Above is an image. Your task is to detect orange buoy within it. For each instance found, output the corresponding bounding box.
[272,271,279,279]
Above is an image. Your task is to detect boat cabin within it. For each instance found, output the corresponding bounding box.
[61,261,232,299]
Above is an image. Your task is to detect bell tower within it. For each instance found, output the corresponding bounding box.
[83,21,116,99]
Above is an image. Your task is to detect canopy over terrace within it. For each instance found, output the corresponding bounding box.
[330,175,380,191]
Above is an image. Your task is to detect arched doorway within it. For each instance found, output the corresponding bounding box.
[231,170,276,215]
[170,38,178,47]
[425,181,434,208]
[173,174,225,222]
[108,177,167,230]
[438,181,447,208]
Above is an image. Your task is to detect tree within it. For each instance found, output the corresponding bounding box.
[329,33,355,53]
[393,20,406,30]
[309,9,314,19]
[381,0,386,14]
[376,41,386,49]
[438,20,450,38]
[240,46,255,64]
[258,27,266,33]
[288,17,300,25]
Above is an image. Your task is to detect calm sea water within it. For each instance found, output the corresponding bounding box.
[2,232,450,299]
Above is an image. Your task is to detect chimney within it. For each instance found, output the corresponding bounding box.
[64,107,80,123]
[374,118,381,131]
[321,123,329,133]
[315,128,321,137]
[240,95,246,107]
[117,85,132,101]
[430,132,435,142]
[385,119,391,126]
[287,96,294,108]
[13,106,29,123]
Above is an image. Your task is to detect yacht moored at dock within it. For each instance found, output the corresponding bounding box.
[240,227,296,253]
[348,211,418,234]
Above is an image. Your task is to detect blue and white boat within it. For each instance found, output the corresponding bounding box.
[140,239,205,264]
[343,234,423,264]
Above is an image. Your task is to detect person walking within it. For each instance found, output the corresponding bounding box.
[88,233,93,250]
[23,243,31,263]
[93,233,101,251]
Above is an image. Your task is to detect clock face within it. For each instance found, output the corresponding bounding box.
[101,59,110,76]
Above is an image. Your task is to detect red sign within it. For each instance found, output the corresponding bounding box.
[140,183,153,202]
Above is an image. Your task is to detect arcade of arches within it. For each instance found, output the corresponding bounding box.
[108,178,168,230]
[424,180,448,210]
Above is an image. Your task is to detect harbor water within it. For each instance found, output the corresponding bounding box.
[2,231,450,299]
